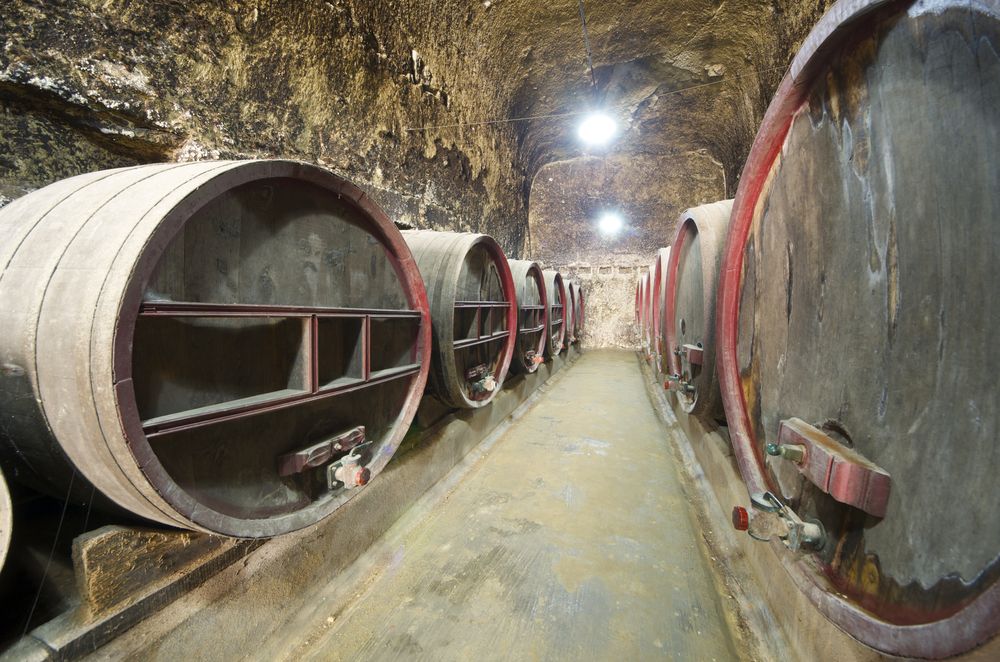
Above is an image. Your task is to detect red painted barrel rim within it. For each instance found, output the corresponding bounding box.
[715,0,1000,656]
[639,273,649,347]
[114,159,432,537]
[566,281,577,344]
[664,222,693,379]
[649,255,663,364]
[644,259,656,353]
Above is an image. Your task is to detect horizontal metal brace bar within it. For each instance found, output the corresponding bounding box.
[453,331,511,350]
[453,300,512,309]
[143,364,421,438]
[140,301,421,318]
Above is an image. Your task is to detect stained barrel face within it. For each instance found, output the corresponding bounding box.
[403,231,517,409]
[717,1,1000,656]
[0,160,431,538]
[542,270,567,358]
[507,260,548,374]
[663,201,732,421]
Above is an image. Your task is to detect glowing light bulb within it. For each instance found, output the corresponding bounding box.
[598,212,624,237]
[577,112,617,147]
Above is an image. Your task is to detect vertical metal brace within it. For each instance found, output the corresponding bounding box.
[277,426,366,477]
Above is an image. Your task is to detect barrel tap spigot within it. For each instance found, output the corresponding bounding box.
[327,443,372,491]
[732,492,825,553]
[472,374,497,393]
[766,442,806,464]
[664,374,694,393]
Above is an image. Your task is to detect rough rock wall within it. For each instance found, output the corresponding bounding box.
[526,152,726,266]
[529,150,726,348]
[557,259,649,349]
[0,0,530,251]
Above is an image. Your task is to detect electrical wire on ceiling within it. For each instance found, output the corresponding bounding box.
[402,64,789,133]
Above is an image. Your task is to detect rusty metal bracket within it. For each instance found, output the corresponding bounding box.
[465,363,489,381]
[775,418,891,518]
[682,344,704,366]
[277,426,366,477]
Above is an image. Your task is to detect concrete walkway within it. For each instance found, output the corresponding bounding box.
[296,350,738,661]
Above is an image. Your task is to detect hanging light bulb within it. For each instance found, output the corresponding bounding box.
[598,211,625,237]
[577,112,617,147]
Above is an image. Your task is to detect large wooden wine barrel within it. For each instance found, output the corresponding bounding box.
[403,231,517,408]
[634,278,642,328]
[0,468,10,572]
[651,248,671,375]
[542,270,567,358]
[642,268,655,358]
[0,160,431,538]
[717,1,1000,656]
[663,201,732,422]
[636,273,649,350]
[570,280,584,343]
[507,260,548,375]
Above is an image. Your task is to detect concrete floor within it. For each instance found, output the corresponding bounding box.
[288,350,739,661]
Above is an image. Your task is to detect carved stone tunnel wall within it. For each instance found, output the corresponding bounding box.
[0,0,530,251]
[1,0,832,347]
